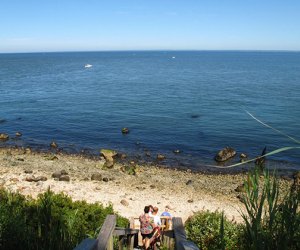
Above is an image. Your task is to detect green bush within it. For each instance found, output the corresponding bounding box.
[0,188,128,250]
[185,210,242,250]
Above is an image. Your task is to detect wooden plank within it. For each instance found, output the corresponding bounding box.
[162,229,174,239]
[114,227,139,249]
[178,241,199,250]
[74,238,96,250]
[107,235,113,250]
[118,235,124,250]
[92,215,116,250]
[114,227,139,236]
[172,217,199,250]
[172,217,186,243]
[130,217,135,228]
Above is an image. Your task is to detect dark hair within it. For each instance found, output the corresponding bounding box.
[144,206,150,213]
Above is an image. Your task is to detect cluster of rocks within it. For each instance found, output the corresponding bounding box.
[0,132,22,141]
[215,146,250,163]
[91,172,112,182]
[215,147,237,162]
[24,168,117,183]
[52,170,70,181]
[24,169,70,182]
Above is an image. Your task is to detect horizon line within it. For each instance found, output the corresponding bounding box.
[1,49,300,55]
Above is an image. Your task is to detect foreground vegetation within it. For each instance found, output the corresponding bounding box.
[0,188,128,250]
[185,169,300,250]
[0,169,298,250]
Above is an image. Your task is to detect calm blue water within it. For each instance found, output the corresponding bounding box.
[0,51,299,172]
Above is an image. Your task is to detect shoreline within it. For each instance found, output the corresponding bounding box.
[1,143,298,177]
[0,147,293,223]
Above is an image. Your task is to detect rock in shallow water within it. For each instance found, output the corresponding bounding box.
[173,149,181,154]
[0,133,9,141]
[121,127,129,134]
[157,154,166,161]
[240,153,247,159]
[215,147,236,162]
[50,141,58,148]
[15,132,22,137]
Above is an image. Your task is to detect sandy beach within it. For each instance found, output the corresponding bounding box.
[0,147,293,223]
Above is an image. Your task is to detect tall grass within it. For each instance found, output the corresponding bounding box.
[240,169,299,250]
[187,111,300,249]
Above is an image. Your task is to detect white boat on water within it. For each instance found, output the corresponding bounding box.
[84,64,92,68]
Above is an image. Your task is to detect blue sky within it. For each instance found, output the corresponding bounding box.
[1,0,300,52]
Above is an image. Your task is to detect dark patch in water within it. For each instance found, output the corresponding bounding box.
[191,114,200,119]
[0,119,7,124]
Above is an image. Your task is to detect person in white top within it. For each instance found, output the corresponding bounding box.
[151,206,161,227]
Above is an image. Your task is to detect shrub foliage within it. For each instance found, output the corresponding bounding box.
[0,188,128,250]
[185,210,242,250]
[185,170,300,250]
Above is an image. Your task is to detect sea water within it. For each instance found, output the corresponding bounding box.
[0,51,299,172]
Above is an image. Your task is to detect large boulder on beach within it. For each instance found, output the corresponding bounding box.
[100,149,117,168]
[0,133,9,141]
[215,147,236,162]
[100,149,117,162]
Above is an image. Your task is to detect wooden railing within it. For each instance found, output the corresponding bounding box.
[74,215,199,250]
[172,217,199,250]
